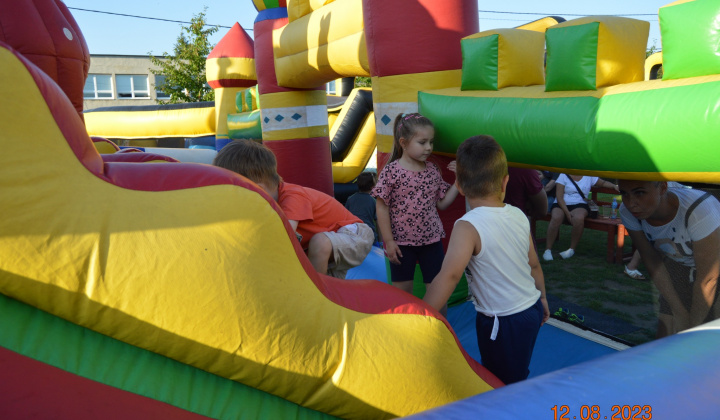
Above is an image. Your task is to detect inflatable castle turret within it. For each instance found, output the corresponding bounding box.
[206,22,257,150]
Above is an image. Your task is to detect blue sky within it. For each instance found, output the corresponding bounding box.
[65,0,667,56]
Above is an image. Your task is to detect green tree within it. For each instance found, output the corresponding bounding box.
[150,10,218,104]
[646,39,661,58]
[354,77,372,88]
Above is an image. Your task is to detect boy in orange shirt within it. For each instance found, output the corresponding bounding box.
[214,140,373,278]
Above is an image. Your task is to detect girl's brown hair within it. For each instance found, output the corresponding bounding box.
[389,113,434,163]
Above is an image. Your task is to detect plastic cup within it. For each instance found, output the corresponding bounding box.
[601,205,611,218]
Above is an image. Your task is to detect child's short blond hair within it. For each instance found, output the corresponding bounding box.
[212,140,281,188]
[456,135,508,199]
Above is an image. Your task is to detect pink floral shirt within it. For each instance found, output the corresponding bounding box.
[372,160,450,246]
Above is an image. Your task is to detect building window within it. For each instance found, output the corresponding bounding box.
[116,74,149,99]
[154,75,171,99]
[327,80,336,95]
[83,74,113,99]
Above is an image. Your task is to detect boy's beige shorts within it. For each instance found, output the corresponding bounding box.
[323,223,374,279]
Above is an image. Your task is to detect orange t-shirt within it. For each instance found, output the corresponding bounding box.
[278,182,362,249]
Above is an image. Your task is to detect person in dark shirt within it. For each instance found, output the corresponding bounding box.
[504,167,547,219]
[345,172,380,244]
[540,170,560,214]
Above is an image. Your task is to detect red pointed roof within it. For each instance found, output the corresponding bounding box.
[208,23,254,59]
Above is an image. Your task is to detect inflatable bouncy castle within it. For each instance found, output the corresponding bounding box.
[2,0,720,419]
[420,8,720,183]
[0,39,504,419]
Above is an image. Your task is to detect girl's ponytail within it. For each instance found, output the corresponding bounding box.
[389,114,405,163]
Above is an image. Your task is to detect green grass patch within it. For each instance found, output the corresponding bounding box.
[536,221,657,346]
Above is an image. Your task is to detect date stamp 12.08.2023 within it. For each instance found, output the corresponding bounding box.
[551,405,652,420]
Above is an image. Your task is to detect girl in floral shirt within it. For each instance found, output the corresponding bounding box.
[373,113,459,296]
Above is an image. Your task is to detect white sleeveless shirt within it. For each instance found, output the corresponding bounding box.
[460,205,541,320]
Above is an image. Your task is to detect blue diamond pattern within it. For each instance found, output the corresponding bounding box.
[264,117,270,123]
[381,115,391,125]
[291,113,302,121]
[275,115,284,122]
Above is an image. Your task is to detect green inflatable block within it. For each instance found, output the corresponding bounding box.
[660,0,720,80]
[461,34,499,91]
[545,22,599,91]
[228,109,263,140]
[245,88,254,111]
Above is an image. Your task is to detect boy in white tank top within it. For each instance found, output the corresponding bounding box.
[424,135,550,384]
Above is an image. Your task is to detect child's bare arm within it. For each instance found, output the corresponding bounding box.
[689,228,720,327]
[437,161,459,210]
[528,235,550,324]
[424,221,478,311]
[437,184,459,210]
[376,198,402,264]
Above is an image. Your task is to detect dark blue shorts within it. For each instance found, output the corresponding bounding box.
[475,298,544,384]
[389,241,444,284]
[551,202,590,213]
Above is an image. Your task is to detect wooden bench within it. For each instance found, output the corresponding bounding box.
[530,187,634,264]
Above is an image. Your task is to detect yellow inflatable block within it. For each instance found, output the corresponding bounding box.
[287,0,326,22]
[546,16,649,90]
[274,0,370,88]
[462,29,545,90]
[516,16,564,33]
[206,57,256,84]
[85,106,215,139]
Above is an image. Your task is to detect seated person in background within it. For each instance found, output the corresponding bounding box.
[542,174,617,261]
[424,135,549,385]
[504,167,547,219]
[539,171,560,213]
[619,180,720,337]
[213,140,374,279]
[345,172,380,244]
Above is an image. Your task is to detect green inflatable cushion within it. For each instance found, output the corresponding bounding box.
[660,0,720,80]
[545,22,599,91]
[461,34,499,91]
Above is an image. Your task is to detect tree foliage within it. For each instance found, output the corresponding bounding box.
[646,39,661,58]
[354,77,372,88]
[149,10,217,104]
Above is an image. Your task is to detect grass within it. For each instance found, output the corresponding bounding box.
[535,219,658,345]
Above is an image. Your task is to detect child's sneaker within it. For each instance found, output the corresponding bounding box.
[553,307,570,319]
[559,248,575,259]
[568,313,585,324]
[542,249,553,261]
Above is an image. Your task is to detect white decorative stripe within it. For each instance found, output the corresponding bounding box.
[306,104,328,127]
[373,102,418,136]
[261,105,329,132]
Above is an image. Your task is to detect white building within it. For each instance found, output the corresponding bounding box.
[83,55,169,110]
